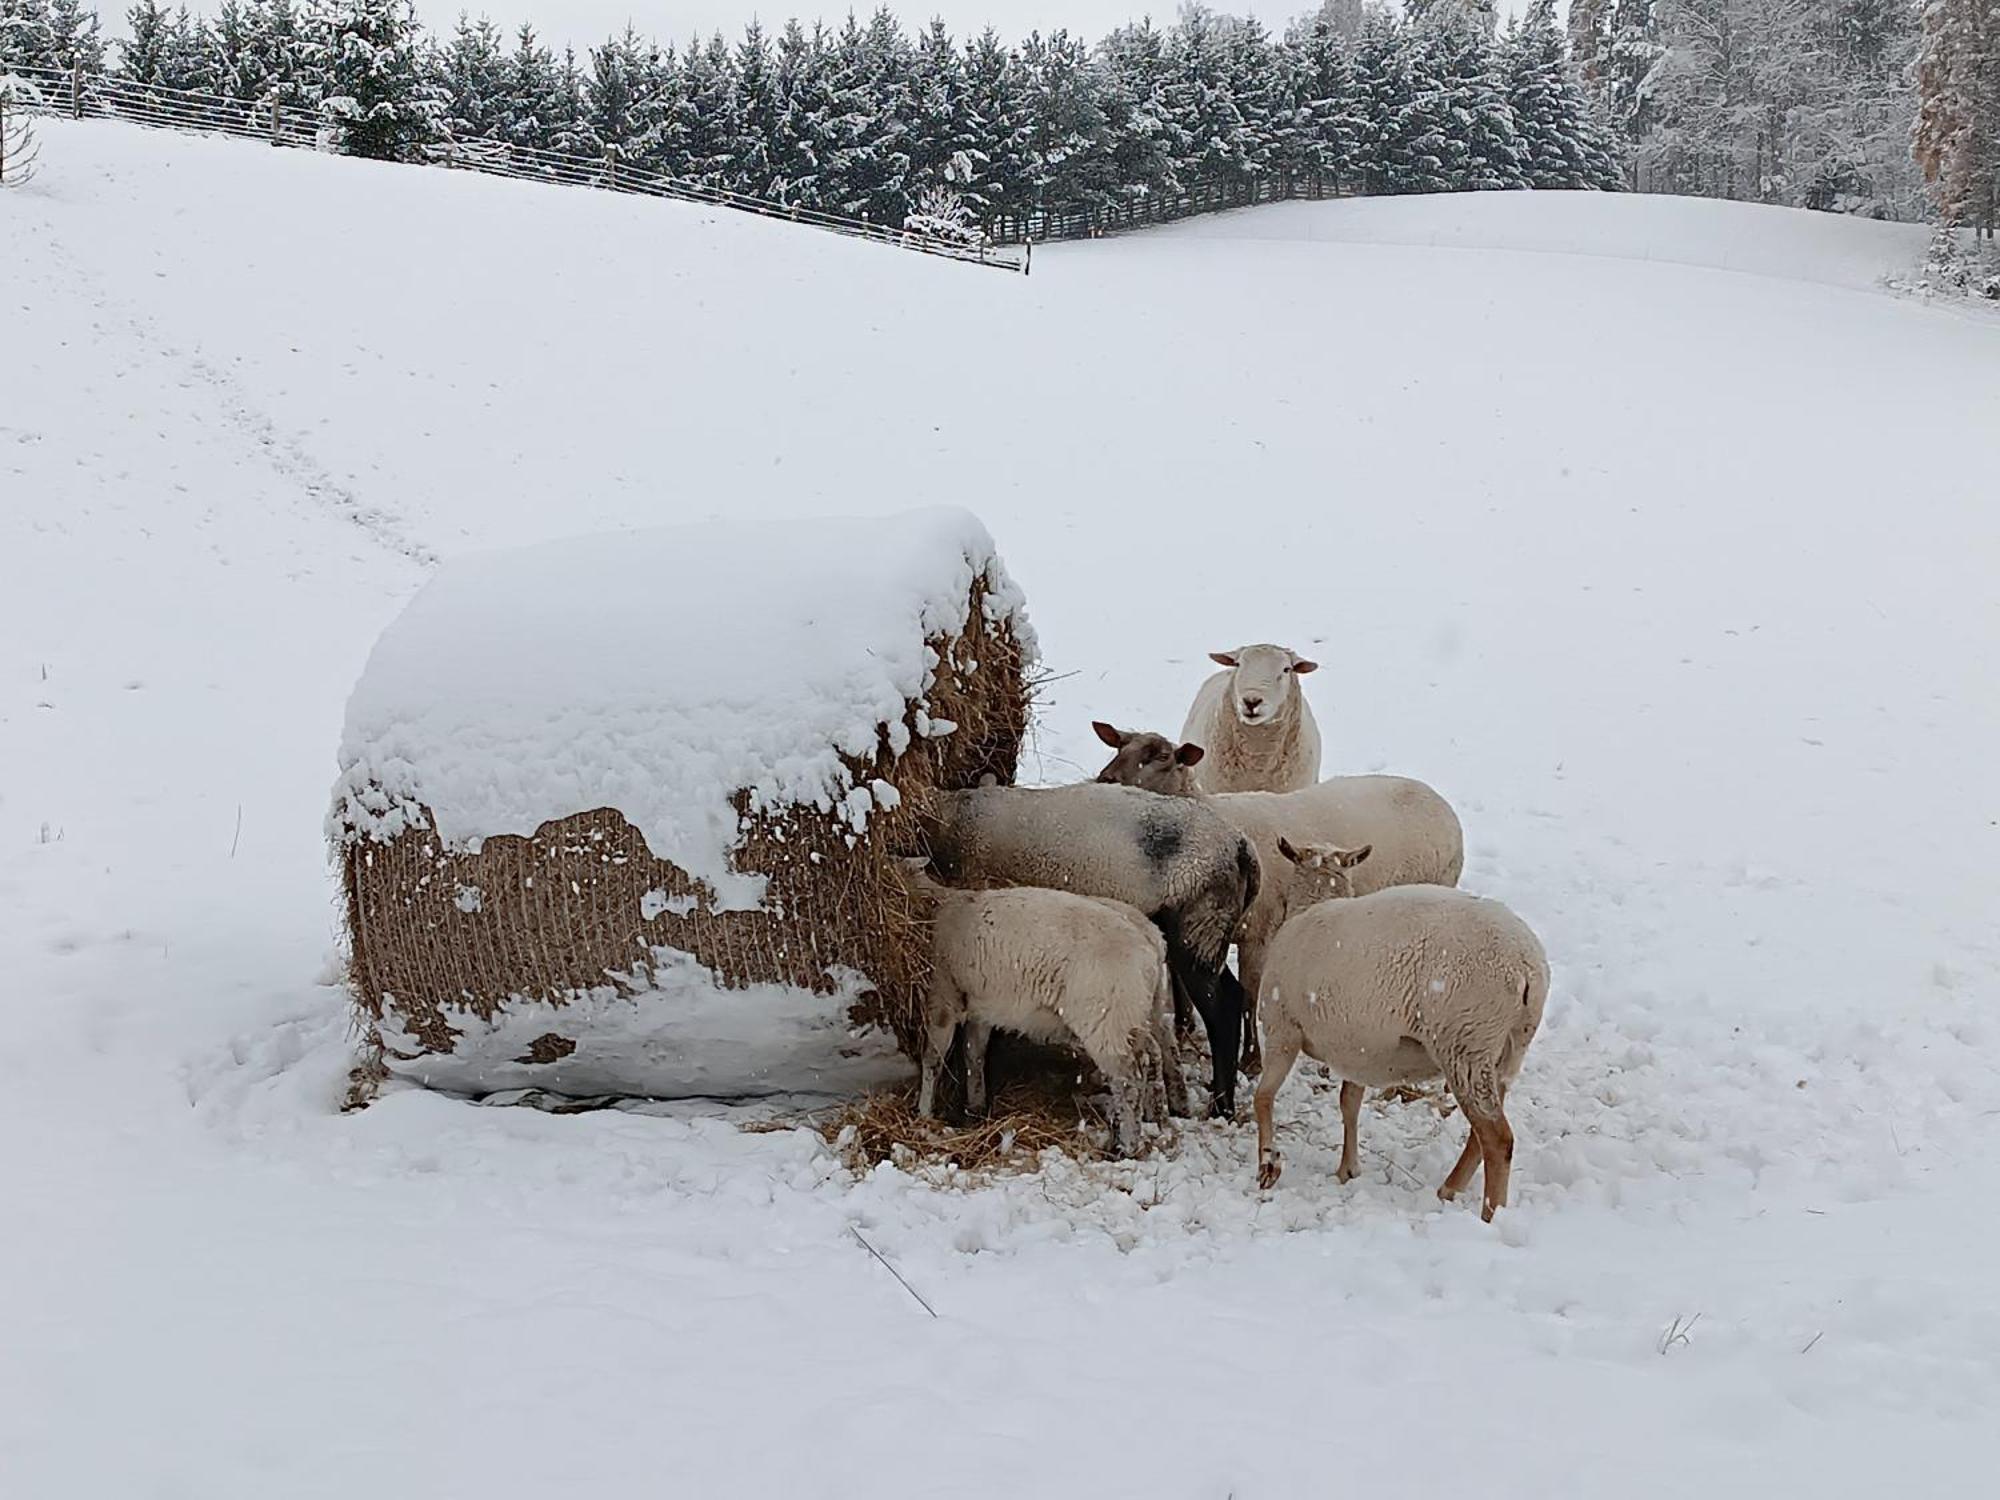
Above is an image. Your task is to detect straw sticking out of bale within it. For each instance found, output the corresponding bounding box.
[333,509,1033,1100]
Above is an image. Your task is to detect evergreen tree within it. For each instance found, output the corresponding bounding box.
[1277,13,1364,193]
[316,0,440,160]
[1098,19,1183,205]
[962,25,1032,226]
[1502,0,1622,187]
[1422,10,1529,189]
[117,0,175,86]
[730,20,780,194]
[434,12,506,141]
[209,0,266,101]
[46,0,104,73]
[255,0,311,104]
[1170,5,1258,196]
[1351,11,1421,192]
[1018,28,1112,221]
[908,18,979,202]
[160,6,216,92]
[1,0,53,74]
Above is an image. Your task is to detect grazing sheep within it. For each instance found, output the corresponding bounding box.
[923,783,1260,1116]
[895,860,1184,1152]
[1177,645,1321,793]
[1093,726,1463,1068]
[1253,881,1549,1221]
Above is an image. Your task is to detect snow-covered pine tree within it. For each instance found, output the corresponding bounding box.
[1913,0,1999,233]
[1502,0,1622,188]
[254,0,311,106]
[907,19,980,207]
[1,0,48,74]
[677,32,738,186]
[845,8,915,223]
[1017,27,1111,225]
[209,0,267,101]
[770,20,849,206]
[1097,19,1183,209]
[44,0,102,74]
[497,24,560,150]
[116,0,175,86]
[159,5,216,92]
[581,26,641,160]
[1170,5,1259,200]
[962,25,1032,229]
[1424,10,1528,190]
[730,21,780,195]
[1278,12,1365,196]
[1350,9,1418,193]
[315,0,440,161]
[433,12,506,143]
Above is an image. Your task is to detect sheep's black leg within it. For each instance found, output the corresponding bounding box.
[1167,944,1238,1118]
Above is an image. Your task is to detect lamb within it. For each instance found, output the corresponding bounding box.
[894,860,1184,1153]
[1092,725,1463,1069]
[922,783,1261,1116]
[1253,876,1549,1221]
[1177,644,1322,794]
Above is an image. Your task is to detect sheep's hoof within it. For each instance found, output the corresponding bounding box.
[1437,1184,1458,1203]
[1208,1097,1235,1121]
[1481,1199,1500,1224]
[1335,1163,1358,1185]
[1257,1154,1282,1190]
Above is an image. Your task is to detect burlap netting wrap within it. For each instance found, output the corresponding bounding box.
[331,510,1033,1098]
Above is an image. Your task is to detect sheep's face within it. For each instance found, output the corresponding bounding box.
[1210,644,1317,728]
[1277,837,1372,912]
[1091,722,1203,795]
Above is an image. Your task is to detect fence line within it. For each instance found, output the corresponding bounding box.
[5,61,1029,273]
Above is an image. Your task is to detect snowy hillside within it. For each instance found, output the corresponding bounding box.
[4,119,1998,1497]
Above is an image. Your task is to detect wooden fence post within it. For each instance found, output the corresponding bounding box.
[70,61,83,119]
[269,95,282,145]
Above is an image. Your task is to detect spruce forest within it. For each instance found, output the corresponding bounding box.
[1,0,1990,236]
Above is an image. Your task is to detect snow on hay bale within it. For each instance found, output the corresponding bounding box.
[331,508,1035,1100]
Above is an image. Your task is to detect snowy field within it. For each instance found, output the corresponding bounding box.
[5,119,1999,1496]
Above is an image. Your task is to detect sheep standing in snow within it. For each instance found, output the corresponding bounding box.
[922,783,1260,1116]
[1178,645,1321,794]
[1254,875,1549,1221]
[895,861,1184,1152]
[1092,725,1463,1069]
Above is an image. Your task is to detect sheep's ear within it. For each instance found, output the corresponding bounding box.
[1209,651,1239,668]
[1291,658,1319,675]
[1277,836,1304,865]
[1091,720,1129,748]
[1175,742,1205,766]
[1334,844,1372,868]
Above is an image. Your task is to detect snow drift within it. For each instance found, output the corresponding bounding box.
[332,507,1034,1097]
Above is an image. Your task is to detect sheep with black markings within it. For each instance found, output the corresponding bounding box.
[1180,644,1321,793]
[1092,725,1463,1068]
[1254,876,1549,1222]
[921,783,1260,1116]
[894,860,1184,1153]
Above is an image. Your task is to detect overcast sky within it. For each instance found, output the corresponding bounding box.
[410,0,1538,55]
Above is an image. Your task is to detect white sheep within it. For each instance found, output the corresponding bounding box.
[895,860,1185,1153]
[1253,877,1549,1221]
[1176,644,1321,794]
[1092,726,1464,1069]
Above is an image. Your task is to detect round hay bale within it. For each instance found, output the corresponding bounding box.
[332,508,1034,1100]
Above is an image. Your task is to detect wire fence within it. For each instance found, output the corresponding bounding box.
[4,61,1031,274]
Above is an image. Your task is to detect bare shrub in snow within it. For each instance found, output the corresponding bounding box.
[0,75,44,186]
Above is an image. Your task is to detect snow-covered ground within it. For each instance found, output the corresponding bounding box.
[4,119,1998,1496]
